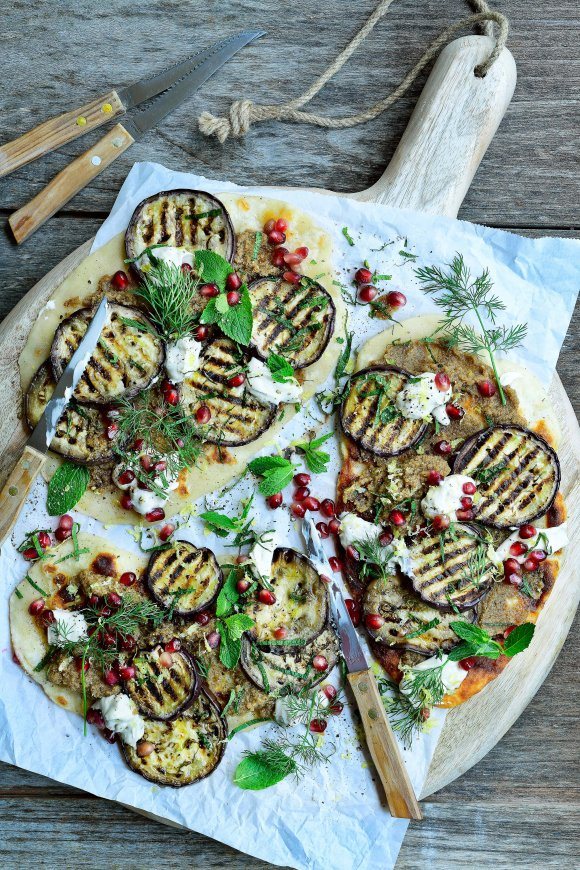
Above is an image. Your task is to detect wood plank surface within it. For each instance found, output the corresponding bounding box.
[0,0,578,867]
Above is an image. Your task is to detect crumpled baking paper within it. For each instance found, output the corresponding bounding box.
[0,162,578,870]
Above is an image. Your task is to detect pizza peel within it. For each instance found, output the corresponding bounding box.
[0,34,578,804]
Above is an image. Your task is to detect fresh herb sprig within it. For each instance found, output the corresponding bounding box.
[248,455,297,497]
[214,568,255,669]
[415,254,527,405]
[266,353,296,384]
[134,259,200,342]
[200,496,273,552]
[295,432,333,474]
[351,533,394,583]
[196,250,254,345]
[447,620,535,662]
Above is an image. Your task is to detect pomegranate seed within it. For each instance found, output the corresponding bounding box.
[330,702,344,715]
[102,728,117,744]
[194,611,210,626]
[226,290,241,307]
[88,594,100,607]
[319,498,335,518]
[111,270,129,290]
[99,606,112,619]
[386,290,407,309]
[312,655,328,672]
[291,502,306,519]
[206,631,221,649]
[58,512,74,532]
[118,469,135,486]
[75,657,90,673]
[503,558,522,575]
[316,521,329,539]
[268,230,286,246]
[195,405,211,424]
[37,531,52,549]
[284,252,302,267]
[303,496,320,512]
[271,247,289,268]
[145,507,165,522]
[258,589,276,605]
[107,592,122,608]
[105,422,119,440]
[294,473,311,487]
[359,284,378,303]
[153,460,167,473]
[446,403,464,420]
[102,630,117,647]
[41,609,55,627]
[86,709,105,728]
[460,496,473,509]
[274,626,288,640]
[329,556,342,573]
[136,740,155,758]
[310,718,327,734]
[164,388,179,406]
[23,547,39,560]
[462,481,477,495]
[354,267,373,285]
[365,613,385,631]
[275,218,288,232]
[504,625,516,638]
[328,518,341,535]
[165,639,181,654]
[226,272,242,292]
[505,572,523,587]
[434,372,451,392]
[379,528,394,546]
[295,246,309,260]
[28,599,45,615]
[200,282,220,299]
[194,324,209,341]
[181,263,192,273]
[510,541,527,557]
[530,549,547,562]
[434,440,452,456]
[120,634,136,652]
[432,514,450,532]
[119,665,136,681]
[140,454,153,472]
[456,509,474,521]
[323,685,337,701]
[459,657,477,671]
[427,470,443,486]
[283,270,301,284]
[55,528,72,542]
[120,494,134,511]
[228,373,245,388]
[104,669,119,686]
[158,651,174,668]
[236,579,251,594]
[389,509,406,526]
[477,379,497,398]
[267,492,283,509]
[345,544,359,562]
[522,557,538,573]
[345,598,361,626]
[519,524,537,539]
[159,523,175,542]
[263,219,276,233]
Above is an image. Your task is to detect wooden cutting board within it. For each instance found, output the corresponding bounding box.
[1,35,578,799]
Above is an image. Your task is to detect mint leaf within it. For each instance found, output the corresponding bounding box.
[297,432,333,474]
[219,285,253,345]
[448,621,503,661]
[199,510,239,538]
[248,455,291,475]
[225,613,254,640]
[194,250,233,289]
[215,569,240,619]
[218,624,241,669]
[234,751,296,790]
[215,293,229,314]
[46,462,90,515]
[267,353,295,384]
[248,455,296,496]
[449,621,491,644]
[503,622,535,657]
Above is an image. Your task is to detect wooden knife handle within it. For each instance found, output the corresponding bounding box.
[0,446,46,546]
[0,89,125,179]
[9,122,135,244]
[348,669,422,820]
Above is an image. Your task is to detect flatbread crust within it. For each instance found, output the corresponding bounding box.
[337,314,566,708]
[19,194,344,525]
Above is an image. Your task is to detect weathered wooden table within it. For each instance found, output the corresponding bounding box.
[0,1,578,867]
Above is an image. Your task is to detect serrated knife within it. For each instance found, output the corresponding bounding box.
[301,517,422,820]
[0,296,109,546]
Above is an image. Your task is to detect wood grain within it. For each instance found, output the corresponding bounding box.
[0,446,46,546]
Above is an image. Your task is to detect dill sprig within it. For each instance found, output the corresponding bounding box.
[352,533,394,583]
[378,662,446,748]
[135,260,200,341]
[415,254,527,405]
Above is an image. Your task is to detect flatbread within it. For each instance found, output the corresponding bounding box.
[19,194,344,525]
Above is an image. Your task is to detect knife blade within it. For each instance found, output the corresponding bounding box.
[301,517,368,674]
[27,296,109,453]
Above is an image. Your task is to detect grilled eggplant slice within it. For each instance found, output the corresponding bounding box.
[124,646,198,720]
[125,189,235,281]
[340,366,428,457]
[453,425,560,528]
[407,524,496,611]
[246,548,329,648]
[247,276,335,368]
[51,304,164,405]
[179,337,276,446]
[122,687,226,786]
[363,573,473,654]
[147,541,223,616]
[240,626,340,694]
[25,362,114,464]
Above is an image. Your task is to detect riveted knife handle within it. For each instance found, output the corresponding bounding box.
[0,90,125,179]
[0,446,46,547]
[348,668,422,819]
[9,122,135,244]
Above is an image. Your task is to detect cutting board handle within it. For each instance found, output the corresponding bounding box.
[354,35,516,218]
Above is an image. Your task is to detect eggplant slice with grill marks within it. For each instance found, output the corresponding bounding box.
[407,524,496,611]
[25,362,114,464]
[363,573,474,654]
[453,425,560,529]
[51,303,164,405]
[247,276,335,368]
[124,646,198,720]
[125,189,235,282]
[122,687,226,786]
[147,541,223,617]
[179,337,276,446]
[340,366,428,458]
[246,548,329,649]
[240,626,340,694]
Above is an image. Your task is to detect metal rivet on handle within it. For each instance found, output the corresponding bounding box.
[112,136,124,148]
[8,486,17,496]
[368,708,378,721]
[358,681,369,693]
[91,156,102,166]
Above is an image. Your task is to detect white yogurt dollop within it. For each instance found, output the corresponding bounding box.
[493,522,568,566]
[248,532,277,581]
[395,372,452,426]
[165,335,201,383]
[338,513,414,577]
[94,694,145,748]
[47,609,89,647]
[421,474,476,520]
[246,357,302,405]
[140,245,193,272]
[401,654,468,699]
[112,452,180,516]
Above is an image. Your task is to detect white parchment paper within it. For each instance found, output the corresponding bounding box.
[0,162,578,870]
